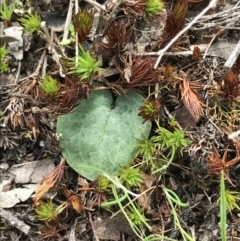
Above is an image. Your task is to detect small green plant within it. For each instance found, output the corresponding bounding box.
[73,9,94,43]
[217,187,240,214]
[0,110,4,122]
[19,12,41,33]
[136,121,192,173]
[0,44,9,73]
[97,175,112,192]
[60,24,76,46]
[102,182,151,238]
[35,200,67,222]
[163,186,193,241]
[135,134,156,162]
[152,125,192,173]
[68,45,103,81]
[0,0,15,25]
[143,0,164,20]
[118,165,143,188]
[224,190,240,212]
[139,99,160,123]
[40,75,60,97]
[127,204,149,227]
[219,171,227,241]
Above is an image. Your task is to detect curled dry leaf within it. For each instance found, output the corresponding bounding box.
[193,46,201,61]
[179,75,205,121]
[34,158,65,204]
[61,186,82,213]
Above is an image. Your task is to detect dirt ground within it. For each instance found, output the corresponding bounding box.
[1,0,240,240]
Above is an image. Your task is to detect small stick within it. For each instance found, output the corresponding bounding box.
[0,208,30,235]
[154,0,218,69]
[75,0,79,63]
[62,0,74,43]
[224,39,240,69]
[83,0,106,11]
[203,29,225,59]
[89,212,100,241]
[14,60,21,84]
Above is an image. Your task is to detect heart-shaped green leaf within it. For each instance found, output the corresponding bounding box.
[56,89,151,180]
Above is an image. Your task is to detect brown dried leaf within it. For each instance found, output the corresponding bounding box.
[61,187,82,213]
[34,158,65,203]
[193,46,201,61]
[179,75,205,121]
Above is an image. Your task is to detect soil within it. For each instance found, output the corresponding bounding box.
[1,0,240,240]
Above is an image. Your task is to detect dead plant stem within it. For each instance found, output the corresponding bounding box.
[62,0,74,43]
[83,0,106,11]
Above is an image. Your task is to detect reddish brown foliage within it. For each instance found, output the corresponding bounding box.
[192,46,201,61]
[55,75,91,115]
[115,55,161,93]
[102,20,134,58]
[220,70,240,100]
[34,158,65,204]
[208,146,240,175]
[158,1,188,48]
[179,74,205,121]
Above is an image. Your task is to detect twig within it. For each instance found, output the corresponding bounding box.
[195,6,240,21]
[234,0,240,8]
[224,39,240,69]
[62,0,74,43]
[14,60,21,84]
[0,208,30,235]
[88,212,100,241]
[104,0,122,20]
[143,43,208,57]
[20,50,46,81]
[154,0,218,69]
[83,0,106,11]
[203,29,225,59]
[190,14,240,31]
[69,217,82,240]
[75,0,79,63]
[40,21,52,49]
